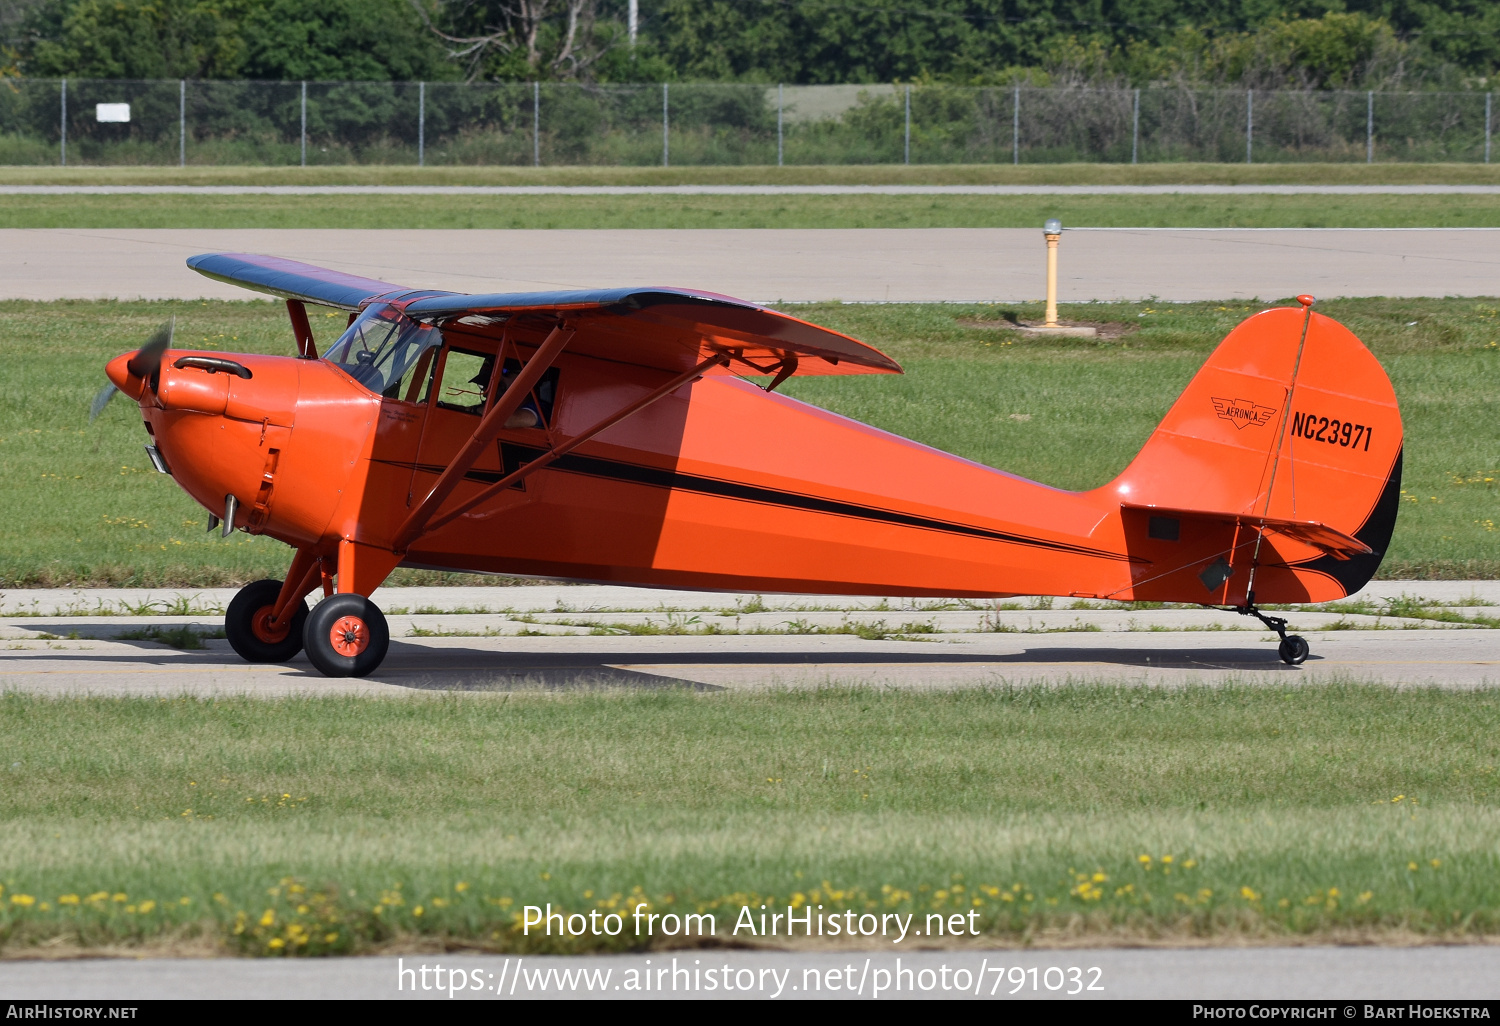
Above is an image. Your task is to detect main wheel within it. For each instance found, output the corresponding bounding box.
[225,579,309,663]
[1278,634,1310,665]
[303,593,390,678]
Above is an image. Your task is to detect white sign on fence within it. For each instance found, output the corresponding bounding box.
[95,103,130,123]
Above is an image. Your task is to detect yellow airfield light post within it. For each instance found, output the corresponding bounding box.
[1019,217,1096,337]
[1043,217,1062,327]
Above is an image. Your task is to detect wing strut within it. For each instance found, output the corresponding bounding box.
[286,300,318,359]
[419,353,731,540]
[392,324,574,552]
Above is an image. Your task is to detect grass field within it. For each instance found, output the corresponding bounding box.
[7,162,1500,228]
[0,297,1492,588]
[1,685,1497,955]
[7,163,1500,186]
[8,193,1500,229]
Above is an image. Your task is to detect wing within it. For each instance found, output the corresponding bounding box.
[187,253,412,311]
[403,287,900,377]
[188,253,901,378]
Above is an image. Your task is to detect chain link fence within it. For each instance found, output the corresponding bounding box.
[0,79,1493,166]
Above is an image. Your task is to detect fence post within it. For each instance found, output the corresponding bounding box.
[300,81,307,167]
[1245,89,1253,164]
[1366,90,1373,164]
[662,82,669,167]
[1487,93,1493,165]
[904,84,911,164]
[179,80,186,167]
[59,79,66,167]
[777,84,783,167]
[1012,85,1019,165]
[1131,87,1139,164]
[533,82,540,167]
[418,81,425,167]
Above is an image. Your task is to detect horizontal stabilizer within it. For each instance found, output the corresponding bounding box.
[1121,503,1373,560]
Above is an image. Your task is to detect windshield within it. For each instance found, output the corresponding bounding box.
[326,305,443,401]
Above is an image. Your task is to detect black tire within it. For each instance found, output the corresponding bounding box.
[1278,635,1310,666]
[225,579,309,663]
[302,593,390,678]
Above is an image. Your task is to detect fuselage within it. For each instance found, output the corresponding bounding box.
[117,331,1357,606]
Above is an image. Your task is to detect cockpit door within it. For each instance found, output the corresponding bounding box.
[410,339,561,521]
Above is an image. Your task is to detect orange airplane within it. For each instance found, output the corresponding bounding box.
[95,254,1402,677]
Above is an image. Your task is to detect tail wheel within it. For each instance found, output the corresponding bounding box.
[1278,635,1310,665]
[225,579,309,663]
[303,594,390,678]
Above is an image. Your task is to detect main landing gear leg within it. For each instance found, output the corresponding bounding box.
[1234,594,1309,666]
[301,540,399,678]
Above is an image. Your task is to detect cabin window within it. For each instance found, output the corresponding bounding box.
[494,358,560,429]
[326,304,442,403]
[435,348,494,415]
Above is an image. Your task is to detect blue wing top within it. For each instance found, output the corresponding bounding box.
[187,252,900,376]
[187,253,410,311]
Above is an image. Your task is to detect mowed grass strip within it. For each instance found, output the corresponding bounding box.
[2,297,1494,587]
[7,163,1500,186]
[9,193,1500,228]
[0,685,1497,955]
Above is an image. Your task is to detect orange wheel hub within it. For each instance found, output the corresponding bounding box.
[250,605,291,644]
[329,615,369,657]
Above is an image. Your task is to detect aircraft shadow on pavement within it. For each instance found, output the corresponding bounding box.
[366,640,1313,690]
[14,631,1314,691]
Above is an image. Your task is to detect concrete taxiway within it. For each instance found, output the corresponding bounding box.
[2,581,1494,696]
[5,227,1500,303]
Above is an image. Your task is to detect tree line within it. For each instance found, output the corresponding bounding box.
[2,0,1496,89]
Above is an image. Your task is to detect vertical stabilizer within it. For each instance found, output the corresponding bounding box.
[1103,304,1402,603]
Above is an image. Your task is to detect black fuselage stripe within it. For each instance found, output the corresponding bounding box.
[504,445,1136,563]
[375,450,1135,563]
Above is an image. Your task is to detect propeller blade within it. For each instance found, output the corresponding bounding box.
[125,317,174,383]
[88,382,119,423]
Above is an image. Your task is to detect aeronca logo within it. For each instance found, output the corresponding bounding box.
[1211,397,1278,429]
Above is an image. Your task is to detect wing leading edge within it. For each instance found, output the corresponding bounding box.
[187,253,901,378]
[187,253,410,312]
